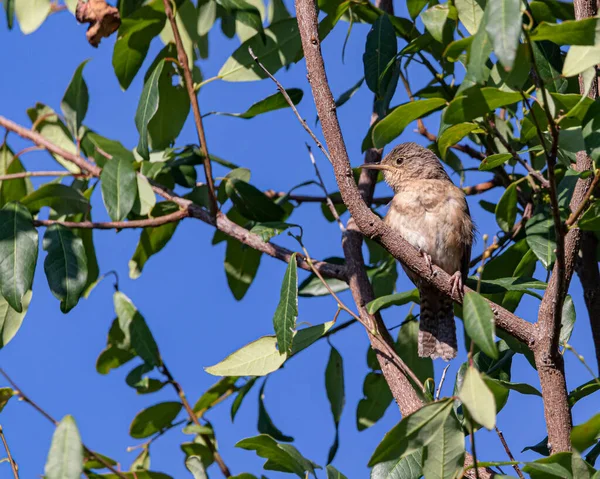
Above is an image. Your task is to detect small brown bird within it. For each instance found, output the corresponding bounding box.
[361,143,474,361]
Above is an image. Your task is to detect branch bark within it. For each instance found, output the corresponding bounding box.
[0,116,346,282]
[531,0,599,454]
[574,0,600,375]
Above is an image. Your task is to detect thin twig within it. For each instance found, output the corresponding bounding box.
[162,0,217,215]
[248,47,331,163]
[487,118,550,189]
[495,427,525,479]
[563,343,600,385]
[13,145,44,159]
[0,171,89,181]
[33,209,188,230]
[305,144,345,232]
[300,245,425,392]
[435,364,450,401]
[160,363,231,477]
[0,426,19,479]
[0,369,127,479]
[566,170,600,227]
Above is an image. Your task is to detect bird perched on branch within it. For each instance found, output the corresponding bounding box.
[361,142,474,361]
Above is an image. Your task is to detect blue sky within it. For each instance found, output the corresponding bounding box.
[1,2,599,478]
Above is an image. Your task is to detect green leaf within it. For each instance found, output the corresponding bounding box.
[21,184,90,216]
[463,292,497,359]
[113,0,166,90]
[27,104,80,173]
[356,372,393,431]
[363,14,397,97]
[0,203,37,312]
[458,366,496,430]
[422,414,465,479]
[438,123,478,160]
[487,378,542,396]
[114,291,162,367]
[216,0,264,38]
[290,320,335,355]
[397,320,434,387]
[212,89,303,119]
[465,18,493,86]
[226,179,285,222]
[368,399,453,466]
[326,465,348,479]
[186,456,208,479]
[132,175,156,216]
[129,202,180,279]
[366,289,419,314]
[444,87,522,124]
[81,130,135,168]
[193,376,239,414]
[159,0,198,66]
[147,63,190,151]
[61,60,90,138]
[568,379,600,407]
[101,157,138,222]
[563,45,600,78]
[135,60,165,159]
[235,435,319,477]
[96,345,136,375]
[572,413,600,452]
[444,36,474,62]
[0,388,15,413]
[14,0,50,33]
[258,380,294,442]
[330,77,364,116]
[421,4,451,43]
[197,0,217,35]
[525,211,556,269]
[530,17,600,45]
[0,291,32,349]
[560,294,576,345]
[495,182,518,233]
[225,238,262,300]
[531,40,567,93]
[454,0,485,34]
[485,0,521,70]
[250,222,295,242]
[582,100,600,165]
[273,253,298,355]
[44,415,83,479]
[231,377,258,421]
[205,336,287,376]
[370,451,423,479]
[407,0,427,19]
[43,225,87,313]
[3,0,14,29]
[325,345,344,463]
[130,402,183,438]
[479,153,512,171]
[372,99,446,149]
[0,146,33,206]
[523,452,596,479]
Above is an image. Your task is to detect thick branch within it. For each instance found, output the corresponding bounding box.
[293,0,534,347]
[162,0,217,215]
[0,116,346,281]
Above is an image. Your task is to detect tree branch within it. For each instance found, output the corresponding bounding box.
[34,209,189,229]
[0,425,19,479]
[0,115,346,282]
[161,0,217,215]
[160,363,231,477]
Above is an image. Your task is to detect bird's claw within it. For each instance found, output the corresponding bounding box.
[418,248,434,276]
[450,272,463,299]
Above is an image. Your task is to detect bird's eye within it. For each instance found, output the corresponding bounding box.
[395,157,404,166]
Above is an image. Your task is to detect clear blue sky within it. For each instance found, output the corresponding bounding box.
[0,2,598,477]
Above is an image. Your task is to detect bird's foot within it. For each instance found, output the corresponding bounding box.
[418,248,434,276]
[450,271,463,299]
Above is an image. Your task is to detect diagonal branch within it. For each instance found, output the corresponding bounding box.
[0,425,19,479]
[0,116,346,282]
[162,0,217,215]
[34,209,189,229]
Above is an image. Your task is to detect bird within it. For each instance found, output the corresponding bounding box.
[361,142,474,361]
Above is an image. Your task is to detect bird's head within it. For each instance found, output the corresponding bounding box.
[360,142,449,191]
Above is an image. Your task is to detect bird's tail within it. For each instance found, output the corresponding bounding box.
[418,287,457,361]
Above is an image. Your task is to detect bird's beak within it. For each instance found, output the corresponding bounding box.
[359,163,389,171]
